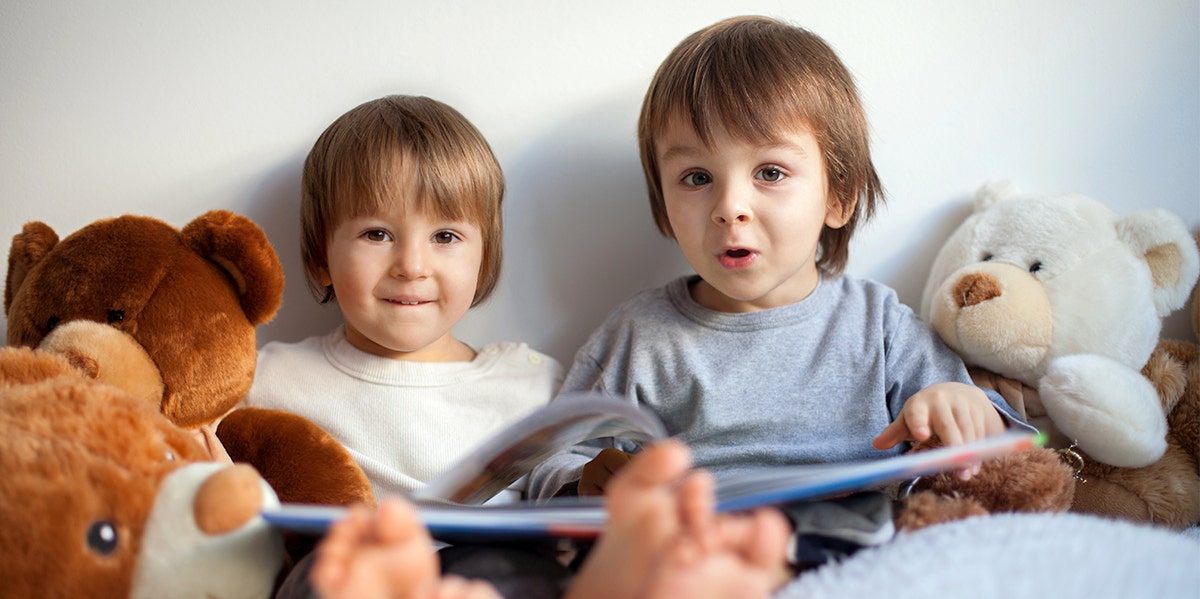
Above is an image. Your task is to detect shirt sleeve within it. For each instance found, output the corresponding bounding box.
[525,350,607,501]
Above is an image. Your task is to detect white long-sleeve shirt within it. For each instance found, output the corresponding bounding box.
[246,327,563,501]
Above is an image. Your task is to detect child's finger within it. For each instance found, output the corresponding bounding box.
[957,462,982,481]
[312,504,372,591]
[984,407,1006,436]
[580,448,637,495]
[904,401,933,442]
[375,497,427,547]
[428,575,504,599]
[613,440,690,489]
[954,402,979,444]
[329,503,372,544]
[677,469,716,550]
[971,405,988,443]
[871,417,910,450]
[931,402,963,447]
[741,508,791,567]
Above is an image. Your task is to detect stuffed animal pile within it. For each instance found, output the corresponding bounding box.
[5,210,372,505]
[0,346,283,598]
[4,210,375,567]
[918,182,1200,530]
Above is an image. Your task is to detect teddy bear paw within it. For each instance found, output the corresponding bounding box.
[1041,354,1167,467]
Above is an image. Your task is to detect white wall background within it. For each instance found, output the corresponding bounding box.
[2,1,1197,368]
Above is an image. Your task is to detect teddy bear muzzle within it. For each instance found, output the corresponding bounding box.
[930,261,1054,379]
[37,319,165,408]
[130,462,283,599]
[194,463,268,535]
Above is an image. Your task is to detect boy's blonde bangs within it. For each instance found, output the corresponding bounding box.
[331,147,489,230]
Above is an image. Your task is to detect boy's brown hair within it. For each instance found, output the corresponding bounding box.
[300,95,504,305]
[638,15,883,276]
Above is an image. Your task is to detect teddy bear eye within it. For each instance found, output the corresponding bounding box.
[1028,261,1043,273]
[86,520,119,556]
[981,253,994,262]
[106,310,125,324]
[46,316,60,332]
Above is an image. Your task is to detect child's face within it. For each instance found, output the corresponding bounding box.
[320,196,483,361]
[656,118,847,313]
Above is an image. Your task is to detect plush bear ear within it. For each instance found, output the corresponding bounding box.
[180,210,284,326]
[973,180,1020,213]
[1116,208,1200,316]
[5,221,59,315]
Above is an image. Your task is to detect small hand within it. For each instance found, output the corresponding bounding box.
[872,382,1005,480]
[579,448,635,496]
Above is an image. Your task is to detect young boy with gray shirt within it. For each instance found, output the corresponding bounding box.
[528,17,1030,572]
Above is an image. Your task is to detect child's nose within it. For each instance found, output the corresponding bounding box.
[391,246,429,279]
[711,184,752,225]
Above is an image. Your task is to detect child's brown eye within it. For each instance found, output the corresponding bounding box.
[757,167,783,182]
[364,230,390,243]
[433,231,459,245]
[683,172,712,186]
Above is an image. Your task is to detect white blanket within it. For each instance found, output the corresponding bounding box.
[777,512,1200,599]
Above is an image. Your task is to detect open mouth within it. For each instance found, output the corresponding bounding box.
[718,248,756,269]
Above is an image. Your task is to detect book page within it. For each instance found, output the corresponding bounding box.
[414,393,667,505]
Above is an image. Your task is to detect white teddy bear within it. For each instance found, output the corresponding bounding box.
[920,181,1199,468]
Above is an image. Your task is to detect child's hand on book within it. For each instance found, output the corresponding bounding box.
[579,448,636,496]
[871,382,1005,480]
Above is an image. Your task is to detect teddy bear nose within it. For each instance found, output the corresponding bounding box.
[193,464,265,535]
[953,272,1002,308]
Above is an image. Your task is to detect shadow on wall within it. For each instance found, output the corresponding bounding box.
[500,93,691,365]
[240,152,342,347]
[859,196,975,315]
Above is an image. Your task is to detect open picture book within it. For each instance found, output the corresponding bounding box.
[262,393,1043,541]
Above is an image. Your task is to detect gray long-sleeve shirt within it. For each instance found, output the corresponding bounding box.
[527,274,1026,500]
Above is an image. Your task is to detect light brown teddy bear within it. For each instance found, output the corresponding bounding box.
[4,211,374,562]
[0,346,283,598]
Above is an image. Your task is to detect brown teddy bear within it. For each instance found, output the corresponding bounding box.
[4,211,374,549]
[916,183,1200,530]
[0,346,283,598]
[894,437,1077,530]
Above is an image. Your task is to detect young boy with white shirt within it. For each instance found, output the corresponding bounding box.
[247,95,562,503]
[251,95,569,599]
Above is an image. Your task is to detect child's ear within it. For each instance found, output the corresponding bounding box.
[824,193,856,229]
[317,267,332,287]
